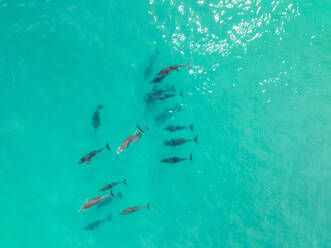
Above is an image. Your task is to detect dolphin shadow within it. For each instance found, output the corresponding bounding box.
[96,192,122,209]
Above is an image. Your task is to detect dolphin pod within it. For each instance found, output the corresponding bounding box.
[78,60,195,228]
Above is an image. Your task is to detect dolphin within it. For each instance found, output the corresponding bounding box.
[79,190,114,212]
[91,104,103,130]
[145,89,168,99]
[146,91,182,103]
[164,124,194,132]
[84,214,112,231]
[164,137,198,147]
[120,204,150,215]
[151,62,190,83]
[132,125,149,145]
[144,50,159,80]
[99,179,127,191]
[132,132,143,145]
[78,143,110,165]
[117,131,138,154]
[155,104,183,123]
[145,86,177,103]
[147,85,176,96]
[161,153,192,163]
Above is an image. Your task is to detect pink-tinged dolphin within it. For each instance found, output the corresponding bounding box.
[116,131,138,154]
[132,125,149,145]
[79,190,114,212]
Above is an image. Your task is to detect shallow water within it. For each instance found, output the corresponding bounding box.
[1,0,330,247]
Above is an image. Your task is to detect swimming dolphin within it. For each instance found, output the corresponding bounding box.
[78,143,110,165]
[91,104,103,130]
[84,214,112,231]
[147,93,176,102]
[155,104,183,123]
[145,85,176,97]
[151,72,168,83]
[117,131,138,154]
[151,62,190,83]
[79,190,114,212]
[161,153,192,163]
[146,90,182,103]
[145,86,177,103]
[164,137,198,147]
[99,179,127,191]
[145,89,168,99]
[144,50,159,80]
[132,125,149,145]
[132,132,143,145]
[120,204,150,215]
[164,124,194,132]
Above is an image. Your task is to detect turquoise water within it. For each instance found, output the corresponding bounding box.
[1,0,330,247]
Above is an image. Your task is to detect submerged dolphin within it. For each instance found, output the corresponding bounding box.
[145,85,177,103]
[146,90,182,103]
[144,50,159,80]
[155,104,183,123]
[91,104,103,130]
[78,143,110,165]
[79,190,114,212]
[84,214,112,231]
[161,153,192,163]
[120,204,150,215]
[164,137,198,147]
[164,124,194,132]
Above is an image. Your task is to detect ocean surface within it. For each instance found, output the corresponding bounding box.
[1,0,330,247]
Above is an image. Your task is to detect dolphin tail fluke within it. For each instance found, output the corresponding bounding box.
[136,125,144,133]
[189,124,194,132]
[193,136,198,144]
[189,153,193,162]
[123,179,127,185]
[97,104,104,110]
[187,62,190,69]
[106,143,110,151]
[146,204,150,210]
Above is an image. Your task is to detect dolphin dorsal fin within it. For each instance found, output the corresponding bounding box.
[85,198,88,203]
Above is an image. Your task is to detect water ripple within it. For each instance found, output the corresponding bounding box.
[148,0,300,57]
